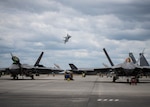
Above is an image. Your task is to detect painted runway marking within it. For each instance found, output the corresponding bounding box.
[103,99,108,101]
[97,99,119,102]
[97,99,102,101]
[114,99,119,101]
[109,99,113,101]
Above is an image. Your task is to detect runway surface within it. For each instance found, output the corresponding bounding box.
[0,75,150,107]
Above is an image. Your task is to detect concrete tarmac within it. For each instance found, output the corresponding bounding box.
[0,75,150,107]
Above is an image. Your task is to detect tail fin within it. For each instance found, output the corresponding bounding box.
[129,52,136,64]
[69,64,78,70]
[139,53,149,66]
[103,48,114,66]
[54,64,61,69]
[34,52,44,67]
[102,63,110,68]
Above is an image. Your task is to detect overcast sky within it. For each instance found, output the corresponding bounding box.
[0,0,150,69]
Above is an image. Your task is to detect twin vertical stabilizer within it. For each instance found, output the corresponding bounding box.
[103,48,114,66]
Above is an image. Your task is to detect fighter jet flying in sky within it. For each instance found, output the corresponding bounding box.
[64,34,71,44]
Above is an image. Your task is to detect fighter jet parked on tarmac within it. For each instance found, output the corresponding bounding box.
[1,52,63,80]
[4,52,44,79]
[69,63,97,75]
[95,48,150,82]
[64,34,71,44]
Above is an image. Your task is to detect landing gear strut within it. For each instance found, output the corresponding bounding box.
[113,76,116,82]
[31,75,34,80]
[12,75,18,80]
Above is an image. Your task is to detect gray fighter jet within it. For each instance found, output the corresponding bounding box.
[64,34,71,44]
[69,63,97,75]
[1,52,63,80]
[95,48,148,82]
[6,52,44,79]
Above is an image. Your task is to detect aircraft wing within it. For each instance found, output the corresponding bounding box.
[94,62,143,76]
[76,68,97,75]
[33,66,63,74]
[69,63,97,74]
[94,67,112,74]
[8,64,58,75]
[140,66,150,75]
[69,68,96,74]
[0,68,7,72]
[0,68,8,76]
[95,63,123,72]
[142,66,150,69]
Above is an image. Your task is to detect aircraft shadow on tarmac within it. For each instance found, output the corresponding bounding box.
[0,75,64,80]
[94,80,150,84]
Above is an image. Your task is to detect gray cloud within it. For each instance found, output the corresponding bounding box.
[0,0,60,14]
[58,0,150,41]
[0,0,150,68]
